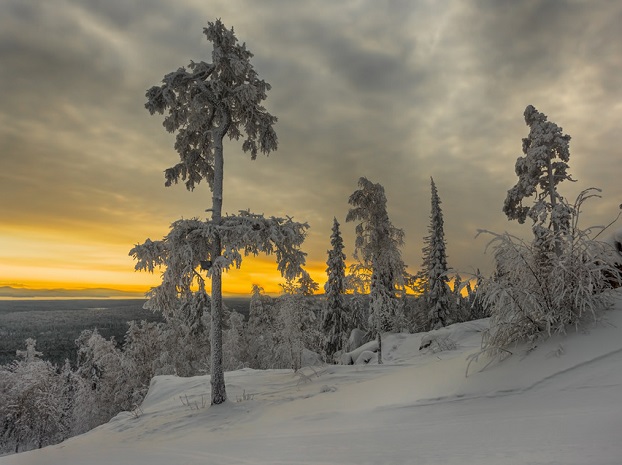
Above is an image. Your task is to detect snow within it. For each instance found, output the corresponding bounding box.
[3,300,622,464]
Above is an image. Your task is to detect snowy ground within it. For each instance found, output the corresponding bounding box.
[3,301,622,465]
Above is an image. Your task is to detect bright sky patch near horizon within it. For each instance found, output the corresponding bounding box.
[1,0,621,297]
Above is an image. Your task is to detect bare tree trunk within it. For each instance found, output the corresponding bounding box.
[210,116,229,406]
[377,331,383,365]
[547,161,562,257]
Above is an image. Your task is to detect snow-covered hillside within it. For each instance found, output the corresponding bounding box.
[2,301,622,465]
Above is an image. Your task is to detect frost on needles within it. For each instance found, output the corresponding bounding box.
[322,218,349,363]
[134,19,306,405]
[346,177,406,364]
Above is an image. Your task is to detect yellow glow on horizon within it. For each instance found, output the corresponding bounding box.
[0,230,328,297]
[214,255,327,296]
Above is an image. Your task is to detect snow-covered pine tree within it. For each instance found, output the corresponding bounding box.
[246,284,278,369]
[344,265,371,332]
[73,330,129,432]
[131,214,308,394]
[137,20,306,405]
[419,177,452,330]
[122,320,165,400]
[275,273,321,371]
[322,218,349,362]
[503,105,573,255]
[248,284,274,331]
[222,311,247,371]
[346,177,405,364]
[296,273,320,296]
[451,273,467,323]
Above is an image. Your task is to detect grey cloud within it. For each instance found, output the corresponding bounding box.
[2,0,622,282]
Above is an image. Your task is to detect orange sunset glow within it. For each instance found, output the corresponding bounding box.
[0,227,328,297]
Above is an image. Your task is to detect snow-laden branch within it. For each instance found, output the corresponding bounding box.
[129,210,308,314]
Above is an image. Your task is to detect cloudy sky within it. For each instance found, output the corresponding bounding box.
[1,0,621,296]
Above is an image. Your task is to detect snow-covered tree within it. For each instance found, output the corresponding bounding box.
[322,218,349,362]
[450,273,467,323]
[73,330,130,432]
[344,266,371,332]
[418,177,452,330]
[275,276,321,371]
[248,284,274,332]
[222,311,247,371]
[466,270,490,321]
[296,273,320,296]
[246,285,278,369]
[275,293,306,371]
[122,320,165,399]
[346,177,405,364]
[503,105,573,255]
[131,214,308,383]
[15,338,42,363]
[137,19,305,405]
[0,340,67,453]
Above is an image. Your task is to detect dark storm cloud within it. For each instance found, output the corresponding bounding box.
[2,0,622,282]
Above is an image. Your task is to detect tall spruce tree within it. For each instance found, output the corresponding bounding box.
[132,20,307,405]
[322,218,349,362]
[503,105,573,256]
[346,177,405,364]
[420,177,451,330]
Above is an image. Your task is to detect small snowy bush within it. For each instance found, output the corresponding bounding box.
[419,332,458,353]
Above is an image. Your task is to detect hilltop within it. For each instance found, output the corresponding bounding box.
[2,298,621,465]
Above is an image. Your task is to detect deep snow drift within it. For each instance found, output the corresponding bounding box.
[2,299,622,465]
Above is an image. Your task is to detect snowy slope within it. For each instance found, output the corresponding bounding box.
[2,301,622,465]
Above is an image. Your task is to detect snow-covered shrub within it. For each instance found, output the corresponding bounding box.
[341,340,379,365]
[0,339,69,454]
[354,351,376,365]
[419,331,458,353]
[464,272,490,321]
[478,190,622,352]
[347,328,367,352]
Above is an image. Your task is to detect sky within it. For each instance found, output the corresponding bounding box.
[1,0,622,297]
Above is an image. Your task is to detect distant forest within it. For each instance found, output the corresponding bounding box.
[0,298,250,366]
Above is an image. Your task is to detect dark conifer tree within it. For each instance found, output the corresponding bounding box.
[420,177,451,330]
[322,218,349,362]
